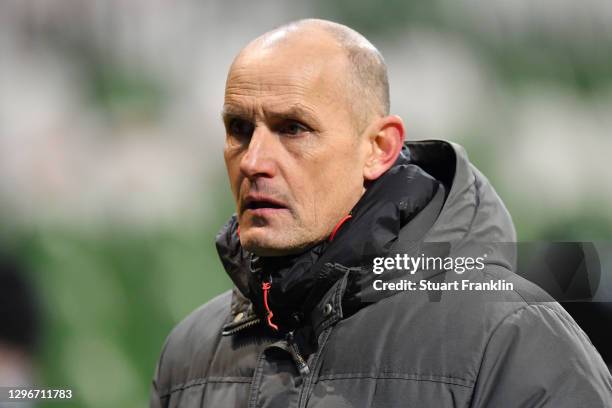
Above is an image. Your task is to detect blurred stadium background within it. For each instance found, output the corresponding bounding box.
[0,1,611,407]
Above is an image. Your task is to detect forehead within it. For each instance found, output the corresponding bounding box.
[224,40,350,117]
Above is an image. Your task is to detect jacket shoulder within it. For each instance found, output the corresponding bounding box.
[450,264,572,328]
[470,290,612,407]
[167,289,232,346]
[155,290,232,396]
[483,263,556,302]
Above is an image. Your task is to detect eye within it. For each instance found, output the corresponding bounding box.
[278,120,310,137]
[227,118,254,139]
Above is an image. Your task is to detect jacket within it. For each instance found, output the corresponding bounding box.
[150,140,612,407]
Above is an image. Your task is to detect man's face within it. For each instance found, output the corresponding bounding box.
[223,34,368,256]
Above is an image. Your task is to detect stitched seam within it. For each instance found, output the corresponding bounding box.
[469,303,538,406]
[298,327,334,408]
[531,303,590,342]
[248,350,266,408]
[161,379,207,398]
[535,303,603,354]
[462,171,480,241]
[317,373,473,388]
[208,377,252,383]
[469,303,589,405]
[160,377,252,398]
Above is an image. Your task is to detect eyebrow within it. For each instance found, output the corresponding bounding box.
[221,104,321,129]
[221,105,252,122]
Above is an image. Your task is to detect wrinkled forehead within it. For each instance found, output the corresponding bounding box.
[224,41,350,115]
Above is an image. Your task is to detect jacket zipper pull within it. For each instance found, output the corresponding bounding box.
[287,331,310,376]
[261,280,279,331]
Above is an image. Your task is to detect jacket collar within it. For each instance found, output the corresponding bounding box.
[217,142,445,336]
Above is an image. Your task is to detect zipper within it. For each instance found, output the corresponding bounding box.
[287,331,310,376]
[297,326,333,408]
[221,314,260,336]
[296,268,349,408]
[325,262,352,274]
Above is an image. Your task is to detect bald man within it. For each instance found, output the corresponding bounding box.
[150,19,612,408]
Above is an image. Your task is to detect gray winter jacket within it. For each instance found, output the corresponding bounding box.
[150,140,612,407]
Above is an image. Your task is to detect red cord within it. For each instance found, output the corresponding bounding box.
[261,282,278,331]
[329,214,352,242]
[258,213,351,332]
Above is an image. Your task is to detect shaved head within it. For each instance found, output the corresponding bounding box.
[231,18,390,134]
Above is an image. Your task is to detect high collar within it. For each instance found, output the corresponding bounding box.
[215,144,443,335]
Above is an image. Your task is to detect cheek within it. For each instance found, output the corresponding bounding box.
[300,160,359,208]
[224,155,243,199]
[317,154,365,205]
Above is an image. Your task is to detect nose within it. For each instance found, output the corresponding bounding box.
[239,124,277,179]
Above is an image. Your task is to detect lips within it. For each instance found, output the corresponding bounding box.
[241,195,288,213]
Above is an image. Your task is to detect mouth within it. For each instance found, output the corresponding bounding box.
[242,196,289,214]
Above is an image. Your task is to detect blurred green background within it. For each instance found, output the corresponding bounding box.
[0,0,611,407]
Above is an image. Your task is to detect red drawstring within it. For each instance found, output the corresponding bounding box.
[329,214,352,242]
[261,281,278,331]
[256,214,350,332]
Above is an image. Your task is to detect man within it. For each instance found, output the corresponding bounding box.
[150,19,612,407]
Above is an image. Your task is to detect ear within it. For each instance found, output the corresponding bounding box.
[363,115,405,181]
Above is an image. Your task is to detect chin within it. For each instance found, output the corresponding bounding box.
[241,230,285,256]
[240,229,308,257]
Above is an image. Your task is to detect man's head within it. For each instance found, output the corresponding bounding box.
[222,18,405,256]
